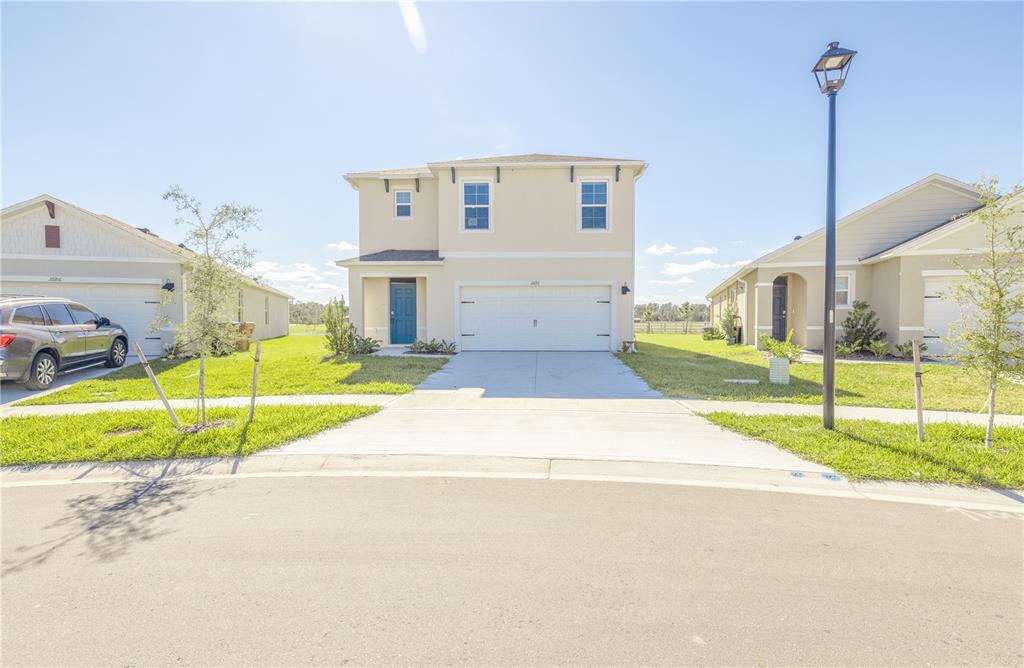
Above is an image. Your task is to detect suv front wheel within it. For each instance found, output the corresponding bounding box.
[105,338,127,368]
[25,352,58,390]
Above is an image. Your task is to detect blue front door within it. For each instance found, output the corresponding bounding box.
[390,281,416,344]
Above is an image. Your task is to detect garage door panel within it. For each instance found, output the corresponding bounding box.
[459,285,612,351]
[2,282,165,356]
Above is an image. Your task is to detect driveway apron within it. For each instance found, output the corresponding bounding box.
[271,352,827,472]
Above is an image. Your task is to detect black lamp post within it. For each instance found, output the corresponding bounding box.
[812,41,856,430]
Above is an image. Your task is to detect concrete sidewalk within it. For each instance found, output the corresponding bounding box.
[679,399,1024,427]
[0,393,398,418]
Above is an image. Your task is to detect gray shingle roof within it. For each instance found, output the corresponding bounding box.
[353,249,443,263]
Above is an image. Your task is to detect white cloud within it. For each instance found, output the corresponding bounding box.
[649,277,695,285]
[327,240,358,252]
[637,294,672,303]
[252,259,348,303]
[399,0,428,54]
[643,243,677,256]
[660,259,751,276]
[675,246,719,256]
[253,260,280,273]
[635,264,647,270]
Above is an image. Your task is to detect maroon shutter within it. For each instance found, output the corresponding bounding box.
[45,225,60,248]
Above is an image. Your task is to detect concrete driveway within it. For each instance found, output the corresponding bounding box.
[0,357,139,407]
[417,351,662,398]
[272,352,827,472]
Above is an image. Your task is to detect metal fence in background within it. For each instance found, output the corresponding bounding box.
[633,321,707,335]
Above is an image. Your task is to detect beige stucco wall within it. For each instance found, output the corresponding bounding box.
[432,166,638,254]
[234,284,290,340]
[348,257,633,350]
[356,178,439,253]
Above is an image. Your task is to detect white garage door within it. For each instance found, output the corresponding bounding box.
[923,277,960,356]
[3,281,165,357]
[459,285,612,351]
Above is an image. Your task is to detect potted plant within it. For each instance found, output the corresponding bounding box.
[759,331,803,385]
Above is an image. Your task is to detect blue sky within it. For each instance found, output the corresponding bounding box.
[3,1,1021,304]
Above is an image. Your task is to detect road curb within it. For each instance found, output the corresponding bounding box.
[3,453,1022,514]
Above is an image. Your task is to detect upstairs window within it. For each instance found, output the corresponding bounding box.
[462,181,490,231]
[580,180,608,230]
[394,190,412,219]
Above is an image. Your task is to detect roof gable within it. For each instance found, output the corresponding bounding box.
[1,195,188,261]
[1,195,291,299]
[706,174,980,297]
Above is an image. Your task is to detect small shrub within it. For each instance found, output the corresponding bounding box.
[840,300,886,351]
[867,338,891,358]
[719,301,739,344]
[836,341,861,357]
[895,340,928,358]
[759,331,803,362]
[323,298,353,358]
[349,334,380,355]
[702,326,725,341]
[410,338,458,354]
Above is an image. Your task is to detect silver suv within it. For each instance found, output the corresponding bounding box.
[0,296,130,391]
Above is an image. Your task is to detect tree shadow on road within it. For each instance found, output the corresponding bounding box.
[2,442,225,576]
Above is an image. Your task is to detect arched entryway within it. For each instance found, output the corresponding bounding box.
[765,272,808,346]
[771,276,788,340]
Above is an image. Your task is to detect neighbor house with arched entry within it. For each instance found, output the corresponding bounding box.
[705,174,1013,354]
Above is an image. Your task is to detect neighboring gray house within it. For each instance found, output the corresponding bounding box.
[1,194,291,356]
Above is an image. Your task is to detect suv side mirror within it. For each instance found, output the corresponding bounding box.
[98,316,110,327]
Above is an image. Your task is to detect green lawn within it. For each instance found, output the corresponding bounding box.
[20,335,446,405]
[618,334,1024,414]
[1,404,378,466]
[704,413,1024,488]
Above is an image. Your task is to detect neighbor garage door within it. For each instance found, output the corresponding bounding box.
[2,281,165,357]
[923,277,959,356]
[459,285,612,351]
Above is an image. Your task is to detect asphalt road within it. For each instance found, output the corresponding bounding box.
[2,476,1021,666]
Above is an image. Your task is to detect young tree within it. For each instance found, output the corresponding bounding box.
[163,186,258,428]
[322,297,353,357]
[642,309,653,334]
[945,178,1024,447]
[679,301,694,333]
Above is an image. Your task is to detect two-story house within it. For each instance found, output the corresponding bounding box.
[339,154,647,352]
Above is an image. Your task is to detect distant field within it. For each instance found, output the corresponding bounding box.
[290,323,325,334]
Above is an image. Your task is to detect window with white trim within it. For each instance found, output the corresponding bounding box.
[836,273,852,307]
[580,180,608,230]
[264,296,270,325]
[394,190,412,219]
[237,290,244,322]
[462,182,490,230]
